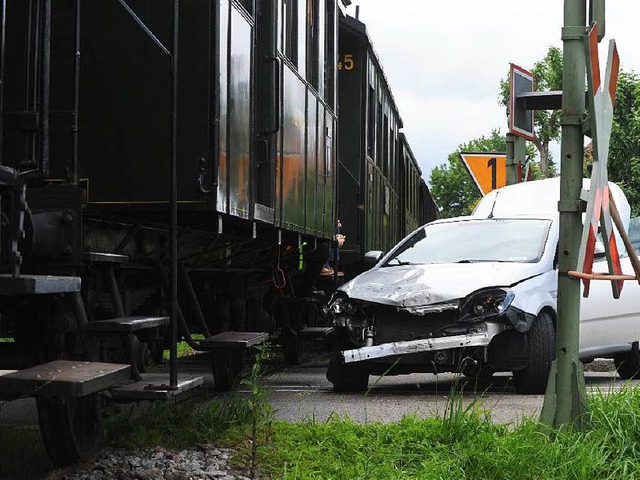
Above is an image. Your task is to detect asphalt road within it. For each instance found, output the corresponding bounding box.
[234,357,637,425]
[1,354,637,429]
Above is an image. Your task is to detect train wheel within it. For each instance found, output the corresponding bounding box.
[37,393,103,467]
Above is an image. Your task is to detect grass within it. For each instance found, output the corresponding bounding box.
[162,334,204,360]
[7,384,640,479]
[103,385,640,479]
[254,387,640,479]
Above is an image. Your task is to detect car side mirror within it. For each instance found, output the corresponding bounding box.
[364,250,384,267]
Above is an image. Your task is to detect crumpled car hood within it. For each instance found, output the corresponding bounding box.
[339,262,550,307]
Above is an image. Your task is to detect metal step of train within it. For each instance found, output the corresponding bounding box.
[82,315,169,334]
[83,252,129,264]
[199,331,269,350]
[0,274,81,295]
[297,326,334,337]
[0,360,131,397]
[110,373,204,401]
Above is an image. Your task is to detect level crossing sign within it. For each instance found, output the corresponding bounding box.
[460,152,507,196]
[576,23,623,298]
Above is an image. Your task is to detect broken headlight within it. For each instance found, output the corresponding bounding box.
[458,288,514,323]
[327,295,360,316]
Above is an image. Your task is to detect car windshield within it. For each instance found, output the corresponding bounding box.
[383,218,552,266]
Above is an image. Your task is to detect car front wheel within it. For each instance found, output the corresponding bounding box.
[513,311,556,394]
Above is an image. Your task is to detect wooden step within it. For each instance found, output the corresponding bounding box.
[83,252,129,264]
[83,316,169,333]
[0,274,81,295]
[199,331,268,350]
[280,296,321,305]
[298,326,334,337]
[110,373,203,401]
[0,360,131,397]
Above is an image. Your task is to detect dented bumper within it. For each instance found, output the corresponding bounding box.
[341,321,506,364]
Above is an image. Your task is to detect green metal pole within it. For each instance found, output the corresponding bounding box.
[540,0,588,427]
[506,133,525,186]
[514,136,526,184]
[505,133,517,186]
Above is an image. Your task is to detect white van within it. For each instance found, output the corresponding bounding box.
[326,178,640,394]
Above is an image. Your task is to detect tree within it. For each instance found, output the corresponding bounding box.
[429,130,506,218]
[500,46,562,177]
[607,71,640,216]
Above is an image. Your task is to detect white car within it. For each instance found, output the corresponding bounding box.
[326,178,640,394]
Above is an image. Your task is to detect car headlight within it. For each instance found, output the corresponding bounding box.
[328,296,359,316]
[458,288,515,323]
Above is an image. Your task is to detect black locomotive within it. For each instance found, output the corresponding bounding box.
[0,0,436,466]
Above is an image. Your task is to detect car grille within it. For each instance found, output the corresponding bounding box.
[370,305,459,345]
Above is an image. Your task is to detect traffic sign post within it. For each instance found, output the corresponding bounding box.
[540,0,589,428]
[505,134,526,186]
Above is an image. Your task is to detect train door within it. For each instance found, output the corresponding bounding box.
[254,0,278,220]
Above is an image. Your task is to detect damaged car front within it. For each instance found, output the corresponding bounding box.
[326,216,558,394]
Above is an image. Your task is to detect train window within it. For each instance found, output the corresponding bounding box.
[383,115,389,176]
[283,0,298,65]
[307,0,319,87]
[367,86,375,158]
[324,0,335,106]
[237,0,254,16]
[297,0,307,77]
[376,101,382,168]
[389,126,395,186]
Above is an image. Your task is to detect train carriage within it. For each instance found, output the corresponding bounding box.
[0,0,436,467]
[336,14,437,277]
[0,0,344,465]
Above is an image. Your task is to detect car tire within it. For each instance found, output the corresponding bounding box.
[614,342,640,379]
[326,353,369,392]
[513,311,555,394]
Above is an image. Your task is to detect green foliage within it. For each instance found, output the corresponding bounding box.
[240,343,274,479]
[500,46,562,177]
[259,386,640,479]
[608,71,640,216]
[429,129,506,218]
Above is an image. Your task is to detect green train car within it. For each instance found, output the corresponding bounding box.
[337,14,438,277]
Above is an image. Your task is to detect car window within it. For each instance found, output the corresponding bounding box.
[384,219,552,266]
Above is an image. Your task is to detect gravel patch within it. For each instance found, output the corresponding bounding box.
[62,445,253,480]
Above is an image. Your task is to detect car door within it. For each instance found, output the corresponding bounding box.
[580,255,640,351]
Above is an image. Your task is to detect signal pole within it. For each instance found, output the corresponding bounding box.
[540,0,589,427]
[506,133,526,186]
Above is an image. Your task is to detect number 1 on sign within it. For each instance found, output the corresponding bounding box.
[487,157,497,190]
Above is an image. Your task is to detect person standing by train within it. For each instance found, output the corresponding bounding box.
[321,220,345,276]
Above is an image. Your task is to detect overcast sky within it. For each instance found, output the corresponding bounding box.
[343,1,640,185]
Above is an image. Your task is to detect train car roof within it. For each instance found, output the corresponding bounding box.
[339,14,403,129]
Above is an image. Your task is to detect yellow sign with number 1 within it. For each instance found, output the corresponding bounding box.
[459,152,507,196]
